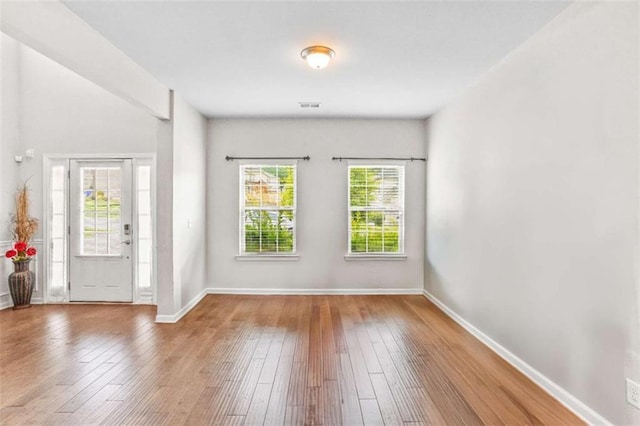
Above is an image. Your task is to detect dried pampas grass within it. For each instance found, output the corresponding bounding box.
[10,183,38,243]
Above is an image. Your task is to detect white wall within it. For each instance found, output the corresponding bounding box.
[155,112,175,317]
[425,2,638,423]
[633,6,640,423]
[1,34,20,242]
[172,95,207,310]
[0,35,22,307]
[16,34,159,210]
[1,33,159,306]
[207,119,425,291]
[1,0,170,119]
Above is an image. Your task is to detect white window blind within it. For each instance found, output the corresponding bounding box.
[348,165,405,254]
[240,164,296,254]
[80,166,122,256]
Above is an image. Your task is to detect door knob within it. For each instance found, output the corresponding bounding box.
[121,239,131,245]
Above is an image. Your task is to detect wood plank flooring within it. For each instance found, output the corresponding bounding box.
[0,295,582,425]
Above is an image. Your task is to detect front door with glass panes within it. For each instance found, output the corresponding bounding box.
[69,159,133,302]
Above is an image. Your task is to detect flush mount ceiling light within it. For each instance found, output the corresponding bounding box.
[300,45,335,69]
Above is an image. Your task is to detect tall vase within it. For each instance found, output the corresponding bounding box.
[8,259,34,310]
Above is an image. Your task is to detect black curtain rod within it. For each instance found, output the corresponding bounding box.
[332,156,426,162]
[225,156,310,161]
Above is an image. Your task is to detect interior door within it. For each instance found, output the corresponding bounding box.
[69,159,133,302]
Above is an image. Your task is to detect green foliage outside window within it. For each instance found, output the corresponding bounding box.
[244,210,294,253]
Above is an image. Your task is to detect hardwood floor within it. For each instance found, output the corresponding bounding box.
[0,295,582,425]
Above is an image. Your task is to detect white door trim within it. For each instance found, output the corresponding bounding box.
[42,153,157,305]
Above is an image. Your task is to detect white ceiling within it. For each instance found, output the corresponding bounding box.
[63,1,569,119]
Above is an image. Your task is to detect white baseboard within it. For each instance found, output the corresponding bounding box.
[422,289,610,426]
[0,296,44,310]
[155,288,208,323]
[207,287,423,295]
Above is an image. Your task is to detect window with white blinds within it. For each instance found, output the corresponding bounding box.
[48,162,67,301]
[240,164,296,254]
[80,166,122,256]
[136,164,153,296]
[348,165,405,254]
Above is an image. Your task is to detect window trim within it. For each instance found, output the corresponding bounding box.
[235,254,300,261]
[347,163,406,256]
[344,254,407,261]
[238,161,298,256]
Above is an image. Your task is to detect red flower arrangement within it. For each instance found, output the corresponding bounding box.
[5,241,37,262]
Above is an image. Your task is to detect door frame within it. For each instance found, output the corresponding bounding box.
[42,153,157,305]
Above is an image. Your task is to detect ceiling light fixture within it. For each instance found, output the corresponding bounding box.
[300,45,335,69]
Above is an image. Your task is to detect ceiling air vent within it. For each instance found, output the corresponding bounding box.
[298,102,321,108]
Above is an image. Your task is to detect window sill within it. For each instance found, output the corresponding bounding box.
[344,254,407,261]
[236,254,300,261]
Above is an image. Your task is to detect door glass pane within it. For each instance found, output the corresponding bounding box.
[52,238,64,262]
[138,214,151,239]
[52,215,64,238]
[49,164,66,302]
[52,191,65,215]
[138,241,151,263]
[52,166,65,190]
[137,166,151,190]
[138,190,151,214]
[50,263,64,296]
[81,166,121,255]
[136,165,153,292]
[138,263,151,290]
